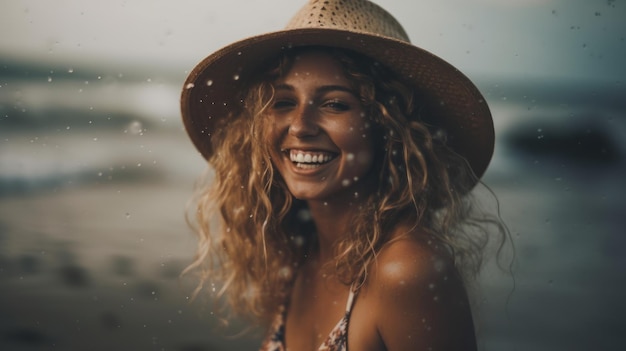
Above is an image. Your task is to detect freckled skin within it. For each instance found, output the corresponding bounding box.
[266,51,376,204]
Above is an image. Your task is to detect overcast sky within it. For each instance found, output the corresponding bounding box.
[0,0,624,82]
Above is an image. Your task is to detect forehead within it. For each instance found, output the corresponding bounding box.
[276,50,349,85]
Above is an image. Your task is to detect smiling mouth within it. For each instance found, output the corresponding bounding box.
[287,149,337,169]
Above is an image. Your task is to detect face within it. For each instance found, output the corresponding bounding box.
[266,50,375,203]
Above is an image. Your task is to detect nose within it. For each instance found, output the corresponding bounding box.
[288,105,319,137]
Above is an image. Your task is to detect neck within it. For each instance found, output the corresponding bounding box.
[306,189,369,264]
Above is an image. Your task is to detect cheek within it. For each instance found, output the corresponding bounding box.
[343,128,376,170]
[343,118,374,147]
[351,143,375,175]
[356,120,378,169]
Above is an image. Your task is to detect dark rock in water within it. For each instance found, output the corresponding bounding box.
[506,118,622,166]
[58,264,91,288]
[2,328,50,345]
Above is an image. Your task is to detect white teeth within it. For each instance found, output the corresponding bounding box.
[289,150,334,165]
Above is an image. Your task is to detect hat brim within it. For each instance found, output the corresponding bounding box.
[181,28,494,179]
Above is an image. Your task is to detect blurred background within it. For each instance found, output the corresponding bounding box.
[0,0,624,350]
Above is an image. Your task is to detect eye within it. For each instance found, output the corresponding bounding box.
[272,99,295,110]
[322,99,350,112]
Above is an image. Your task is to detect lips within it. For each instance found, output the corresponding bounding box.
[287,149,337,169]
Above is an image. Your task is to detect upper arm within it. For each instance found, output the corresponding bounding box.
[370,239,477,351]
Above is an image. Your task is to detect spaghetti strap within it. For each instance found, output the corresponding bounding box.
[344,288,357,313]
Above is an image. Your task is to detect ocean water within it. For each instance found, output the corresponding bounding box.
[1,60,625,350]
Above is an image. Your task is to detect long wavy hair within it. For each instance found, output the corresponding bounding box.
[184,46,507,327]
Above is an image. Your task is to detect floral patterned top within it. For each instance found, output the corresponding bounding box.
[259,288,357,351]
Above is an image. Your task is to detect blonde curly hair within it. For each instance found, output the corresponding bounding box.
[184,47,506,327]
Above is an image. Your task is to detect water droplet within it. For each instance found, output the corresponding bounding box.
[346,153,355,161]
[292,235,305,247]
[185,83,195,89]
[233,74,240,81]
[206,79,213,86]
[125,213,131,219]
[297,209,312,221]
[278,266,292,279]
[341,179,351,187]
[126,121,143,135]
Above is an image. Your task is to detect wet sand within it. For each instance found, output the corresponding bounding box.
[0,179,262,350]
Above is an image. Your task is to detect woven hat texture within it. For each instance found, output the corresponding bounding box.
[181,0,494,180]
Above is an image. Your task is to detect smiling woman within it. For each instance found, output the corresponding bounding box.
[266,50,375,202]
[180,1,507,350]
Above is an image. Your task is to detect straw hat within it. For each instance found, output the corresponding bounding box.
[181,0,494,180]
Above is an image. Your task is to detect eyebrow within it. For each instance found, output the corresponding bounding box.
[274,83,356,96]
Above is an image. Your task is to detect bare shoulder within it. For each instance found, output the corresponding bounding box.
[370,232,459,293]
[364,230,477,351]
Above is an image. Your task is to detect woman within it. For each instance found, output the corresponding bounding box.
[180,1,506,350]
